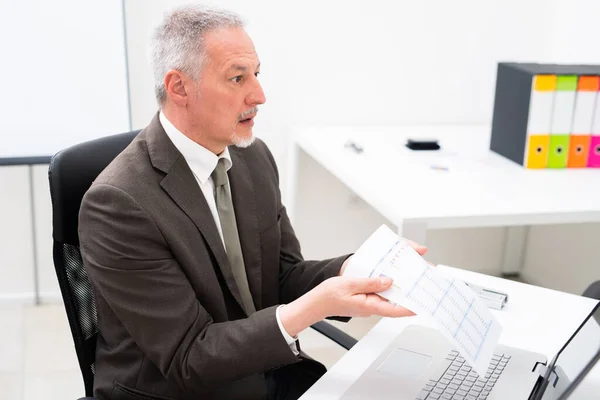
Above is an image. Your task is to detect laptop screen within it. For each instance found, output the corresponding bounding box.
[539,301,600,400]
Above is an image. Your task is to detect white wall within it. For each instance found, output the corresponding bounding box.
[123,0,600,294]
[0,167,35,300]
[125,0,562,158]
[551,0,600,65]
[1,0,599,302]
[0,165,56,303]
[0,0,130,159]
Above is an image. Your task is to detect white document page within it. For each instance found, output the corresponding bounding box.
[344,225,502,377]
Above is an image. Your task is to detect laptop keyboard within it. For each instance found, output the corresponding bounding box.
[415,349,511,400]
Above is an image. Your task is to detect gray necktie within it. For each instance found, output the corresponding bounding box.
[211,158,256,314]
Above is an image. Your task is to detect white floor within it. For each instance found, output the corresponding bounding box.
[0,303,84,400]
[0,302,379,400]
[3,300,600,399]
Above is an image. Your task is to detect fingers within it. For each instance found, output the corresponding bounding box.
[364,294,415,317]
[406,239,428,256]
[347,276,393,293]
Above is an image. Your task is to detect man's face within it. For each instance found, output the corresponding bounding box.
[188,27,265,149]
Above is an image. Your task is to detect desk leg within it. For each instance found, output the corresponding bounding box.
[396,221,428,246]
[28,165,40,305]
[501,226,530,278]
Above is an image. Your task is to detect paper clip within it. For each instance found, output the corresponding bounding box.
[464,281,508,310]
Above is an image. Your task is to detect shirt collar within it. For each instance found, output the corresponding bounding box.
[159,111,232,184]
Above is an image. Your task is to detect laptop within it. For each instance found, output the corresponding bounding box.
[341,300,600,400]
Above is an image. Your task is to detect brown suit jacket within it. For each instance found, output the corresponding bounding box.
[78,114,347,400]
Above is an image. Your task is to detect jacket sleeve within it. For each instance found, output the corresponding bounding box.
[79,183,299,394]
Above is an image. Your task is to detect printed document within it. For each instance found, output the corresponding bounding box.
[344,225,502,377]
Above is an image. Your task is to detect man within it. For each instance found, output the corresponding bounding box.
[79,4,427,400]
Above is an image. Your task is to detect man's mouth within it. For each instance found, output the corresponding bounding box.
[238,114,256,125]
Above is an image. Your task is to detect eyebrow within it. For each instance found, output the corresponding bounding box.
[229,62,261,72]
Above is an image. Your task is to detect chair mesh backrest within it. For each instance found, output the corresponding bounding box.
[63,243,97,340]
[48,130,140,396]
[54,241,98,385]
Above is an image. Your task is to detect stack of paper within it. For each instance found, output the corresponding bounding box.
[343,225,502,377]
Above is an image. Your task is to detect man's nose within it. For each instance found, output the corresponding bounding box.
[246,78,266,106]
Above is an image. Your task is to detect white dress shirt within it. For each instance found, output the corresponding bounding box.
[159,112,298,355]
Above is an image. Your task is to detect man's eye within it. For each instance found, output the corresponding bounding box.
[232,76,242,83]
[255,71,260,78]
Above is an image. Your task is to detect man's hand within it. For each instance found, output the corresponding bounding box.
[339,240,428,275]
[279,276,414,337]
[313,276,414,319]
[280,239,427,338]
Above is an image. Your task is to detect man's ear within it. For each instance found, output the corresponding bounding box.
[164,70,188,106]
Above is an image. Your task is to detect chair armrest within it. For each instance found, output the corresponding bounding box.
[310,321,358,350]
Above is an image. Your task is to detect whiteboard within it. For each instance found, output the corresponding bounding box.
[0,0,131,164]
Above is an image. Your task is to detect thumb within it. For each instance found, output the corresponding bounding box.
[377,276,393,288]
[406,239,427,255]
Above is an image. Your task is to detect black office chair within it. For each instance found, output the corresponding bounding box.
[582,280,600,300]
[48,130,357,399]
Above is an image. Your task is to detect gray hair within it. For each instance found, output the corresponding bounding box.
[149,4,244,105]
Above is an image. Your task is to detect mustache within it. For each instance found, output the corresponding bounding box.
[238,107,259,121]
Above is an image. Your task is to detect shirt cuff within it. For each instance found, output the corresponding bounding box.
[276,305,299,356]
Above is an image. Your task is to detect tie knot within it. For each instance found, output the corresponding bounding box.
[211,158,228,187]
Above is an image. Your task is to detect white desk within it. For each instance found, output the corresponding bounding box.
[288,125,600,275]
[300,265,599,399]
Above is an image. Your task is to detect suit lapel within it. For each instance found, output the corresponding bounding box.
[228,148,262,310]
[145,114,246,312]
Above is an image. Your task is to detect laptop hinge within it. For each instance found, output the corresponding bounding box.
[529,363,548,400]
[529,362,562,400]
[532,361,547,376]
[533,362,559,387]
